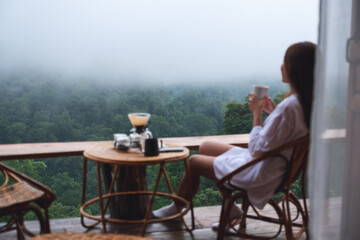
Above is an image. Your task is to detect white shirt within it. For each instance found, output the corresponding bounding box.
[213,94,308,209]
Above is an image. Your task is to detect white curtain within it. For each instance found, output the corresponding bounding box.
[309,0,360,239]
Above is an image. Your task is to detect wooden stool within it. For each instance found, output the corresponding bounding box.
[30,232,152,240]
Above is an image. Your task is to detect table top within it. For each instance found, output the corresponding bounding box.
[83,142,189,165]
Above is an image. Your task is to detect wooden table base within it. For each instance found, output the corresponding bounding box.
[80,156,194,236]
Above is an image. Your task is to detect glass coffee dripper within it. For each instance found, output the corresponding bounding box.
[128,113,153,149]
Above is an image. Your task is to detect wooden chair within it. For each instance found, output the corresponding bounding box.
[216,135,309,240]
[0,162,56,240]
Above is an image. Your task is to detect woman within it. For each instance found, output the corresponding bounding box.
[153,42,316,225]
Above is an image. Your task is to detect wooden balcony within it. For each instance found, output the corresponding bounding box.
[0,202,318,240]
[1,196,344,240]
[1,133,341,239]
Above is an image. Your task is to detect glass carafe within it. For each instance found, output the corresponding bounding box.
[129,128,153,150]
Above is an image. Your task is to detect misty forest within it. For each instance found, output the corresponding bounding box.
[0,74,297,220]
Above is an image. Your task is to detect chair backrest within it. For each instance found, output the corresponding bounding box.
[276,135,310,193]
[0,163,56,204]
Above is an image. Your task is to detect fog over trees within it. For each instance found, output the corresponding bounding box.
[0,0,318,83]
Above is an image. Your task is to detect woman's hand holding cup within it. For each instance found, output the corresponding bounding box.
[249,85,270,127]
[249,85,274,114]
[248,92,266,114]
[263,95,276,114]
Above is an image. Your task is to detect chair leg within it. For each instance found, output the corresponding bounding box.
[283,195,294,240]
[14,213,26,240]
[27,204,47,235]
[240,197,249,230]
[288,193,308,239]
[16,204,49,237]
[217,192,230,240]
[301,184,309,239]
[0,215,16,233]
[43,207,51,233]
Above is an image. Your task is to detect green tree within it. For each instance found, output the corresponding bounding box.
[222,92,286,135]
[49,202,81,219]
[7,122,27,143]
[49,172,82,207]
[3,160,47,181]
[273,92,286,104]
[182,113,218,136]
[150,115,174,138]
[222,99,252,134]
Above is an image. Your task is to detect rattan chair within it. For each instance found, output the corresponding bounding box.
[216,135,309,240]
[0,162,56,239]
[30,232,152,240]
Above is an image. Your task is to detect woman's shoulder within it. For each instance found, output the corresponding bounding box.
[266,94,303,122]
[276,94,301,110]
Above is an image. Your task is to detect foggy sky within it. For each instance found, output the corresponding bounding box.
[0,0,319,83]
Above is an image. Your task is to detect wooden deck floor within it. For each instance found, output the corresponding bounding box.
[0,201,316,240]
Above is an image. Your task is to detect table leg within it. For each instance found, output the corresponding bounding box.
[141,162,165,236]
[184,158,195,230]
[96,162,107,233]
[80,156,100,229]
[101,164,149,220]
[162,164,192,232]
[103,165,120,212]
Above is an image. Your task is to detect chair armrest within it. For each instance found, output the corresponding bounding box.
[216,152,288,189]
[216,135,309,190]
[0,163,56,201]
[0,169,10,188]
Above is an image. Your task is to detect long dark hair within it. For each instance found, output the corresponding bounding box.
[284,41,316,129]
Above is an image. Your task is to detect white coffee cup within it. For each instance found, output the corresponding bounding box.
[253,85,269,99]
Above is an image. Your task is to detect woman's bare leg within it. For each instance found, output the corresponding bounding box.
[153,142,235,217]
[199,141,234,156]
[153,154,216,217]
[176,154,217,207]
[177,142,234,203]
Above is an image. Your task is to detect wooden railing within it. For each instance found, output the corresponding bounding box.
[0,128,347,161]
[0,134,250,161]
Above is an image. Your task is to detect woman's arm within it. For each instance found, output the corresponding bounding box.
[248,93,265,127]
[248,95,302,157]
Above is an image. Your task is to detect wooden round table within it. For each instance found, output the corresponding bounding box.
[80,142,193,236]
